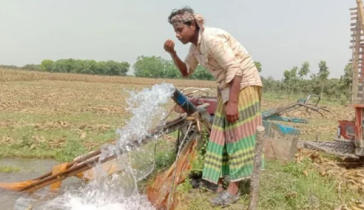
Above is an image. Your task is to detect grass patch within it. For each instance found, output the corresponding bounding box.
[0,166,20,173]
[55,139,88,162]
[258,159,339,210]
[181,158,361,210]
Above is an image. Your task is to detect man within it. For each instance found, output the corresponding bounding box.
[164,7,264,207]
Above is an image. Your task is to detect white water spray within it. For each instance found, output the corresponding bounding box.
[16,83,175,210]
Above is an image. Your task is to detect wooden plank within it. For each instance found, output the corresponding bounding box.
[352,27,362,31]
[349,57,364,61]
[289,135,300,159]
[350,6,364,10]
[349,7,358,11]
[248,126,265,210]
[352,1,362,104]
[356,0,364,29]
[350,28,362,31]
[349,45,364,48]
[351,40,364,43]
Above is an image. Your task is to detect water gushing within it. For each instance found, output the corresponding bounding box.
[15,83,176,210]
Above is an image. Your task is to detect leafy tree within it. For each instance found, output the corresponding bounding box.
[0,65,19,69]
[104,60,129,76]
[283,67,298,83]
[341,63,352,89]
[299,62,310,78]
[318,61,330,81]
[164,61,181,79]
[133,55,214,80]
[133,56,166,78]
[254,62,262,72]
[318,61,330,98]
[22,64,41,71]
[41,59,53,71]
[35,59,129,76]
[190,66,214,81]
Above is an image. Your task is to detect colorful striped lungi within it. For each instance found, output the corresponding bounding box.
[202,86,264,184]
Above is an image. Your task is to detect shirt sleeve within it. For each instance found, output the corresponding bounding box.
[207,35,243,84]
[184,47,199,76]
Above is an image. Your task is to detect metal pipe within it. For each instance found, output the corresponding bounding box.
[171,89,198,116]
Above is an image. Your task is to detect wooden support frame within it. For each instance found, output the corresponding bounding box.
[248,126,266,210]
[350,1,364,103]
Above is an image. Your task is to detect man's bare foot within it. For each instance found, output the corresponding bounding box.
[226,181,240,196]
[215,178,224,193]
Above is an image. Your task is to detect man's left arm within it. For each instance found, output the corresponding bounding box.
[208,36,243,123]
[225,75,242,122]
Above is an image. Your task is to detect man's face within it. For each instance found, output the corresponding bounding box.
[173,23,195,45]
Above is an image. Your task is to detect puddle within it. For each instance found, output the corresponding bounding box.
[0,158,81,210]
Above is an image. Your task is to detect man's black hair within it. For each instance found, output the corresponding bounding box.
[168,6,198,29]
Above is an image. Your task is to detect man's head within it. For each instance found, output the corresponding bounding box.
[168,7,201,44]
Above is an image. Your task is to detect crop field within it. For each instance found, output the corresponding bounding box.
[0,68,363,209]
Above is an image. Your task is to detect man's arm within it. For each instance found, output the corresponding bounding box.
[229,75,242,104]
[224,75,242,122]
[164,39,198,77]
[170,51,188,77]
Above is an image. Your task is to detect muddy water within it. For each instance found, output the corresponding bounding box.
[0,158,81,210]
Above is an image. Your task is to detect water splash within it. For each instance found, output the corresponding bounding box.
[16,83,175,210]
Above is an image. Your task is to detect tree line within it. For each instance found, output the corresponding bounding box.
[262,62,352,101]
[0,56,352,100]
[1,59,130,76]
[132,55,262,80]
[132,56,352,100]
[0,56,261,81]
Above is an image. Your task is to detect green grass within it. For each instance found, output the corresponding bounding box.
[178,157,361,210]
[0,166,20,173]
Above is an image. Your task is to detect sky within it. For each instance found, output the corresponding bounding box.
[0,0,357,79]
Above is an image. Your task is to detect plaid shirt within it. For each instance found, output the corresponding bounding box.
[184,27,262,104]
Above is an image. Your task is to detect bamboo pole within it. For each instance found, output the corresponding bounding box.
[357,0,364,30]
[248,126,266,210]
[351,13,361,103]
